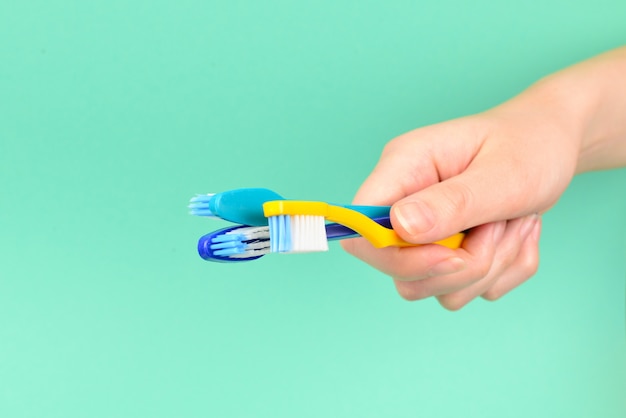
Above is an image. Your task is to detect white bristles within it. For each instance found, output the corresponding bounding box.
[267,215,327,253]
[289,215,328,253]
[224,226,270,240]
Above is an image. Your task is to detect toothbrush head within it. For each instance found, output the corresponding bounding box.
[197,225,270,262]
[189,188,284,226]
[189,194,218,217]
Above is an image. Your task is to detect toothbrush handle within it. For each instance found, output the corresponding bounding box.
[341,205,391,219]
[326,216,392,241]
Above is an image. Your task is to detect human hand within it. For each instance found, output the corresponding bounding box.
[342,102,581,309]
[342,47,626,309]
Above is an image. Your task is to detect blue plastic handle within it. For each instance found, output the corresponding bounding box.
[341,204,391,219]
[207,188,391,226]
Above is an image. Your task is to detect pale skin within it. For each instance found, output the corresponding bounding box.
[342,46,626,310]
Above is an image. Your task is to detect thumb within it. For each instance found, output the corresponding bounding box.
[391,159,541,243]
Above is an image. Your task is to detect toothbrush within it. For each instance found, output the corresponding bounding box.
[262,200,465,253]
[189,188,283,226]
[198,217,393,262]
[198,225,270,262]
[188,188,391,226]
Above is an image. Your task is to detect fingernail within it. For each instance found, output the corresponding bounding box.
[394,201,436,236]
[520,214,539,238]
[427,257,467,277]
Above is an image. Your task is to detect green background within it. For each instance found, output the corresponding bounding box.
[1,1,625,417]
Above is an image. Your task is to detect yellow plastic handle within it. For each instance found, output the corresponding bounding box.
[263,200,464,249]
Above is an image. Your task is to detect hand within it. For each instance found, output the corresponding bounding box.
[343,47,626,310]
[342,105,581,309]
[342,47,626,309]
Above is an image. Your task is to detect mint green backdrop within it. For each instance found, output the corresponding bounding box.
[1,1,625,417]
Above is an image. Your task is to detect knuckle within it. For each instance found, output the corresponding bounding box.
[501,253,517,268]
[496,245,518,268]
[437,294,470,311]
[443,181,475,216]
[394,281,430,301]
[471,259,492,280]
[381,136,406,157]
[518,251,539,277]
[481,288,504,301]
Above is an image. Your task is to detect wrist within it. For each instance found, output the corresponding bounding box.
[486,71,588,173]
[535,48,626,173]
[490,48,626,174]
[531,70,599,174]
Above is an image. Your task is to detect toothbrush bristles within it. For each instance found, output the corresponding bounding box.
[188,194,216,217]
[269,215,328,253]
[190,194,215,203]
[209,226,271,257]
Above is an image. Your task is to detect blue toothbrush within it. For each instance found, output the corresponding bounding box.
[197,217,393,262]
[189,188,391,226]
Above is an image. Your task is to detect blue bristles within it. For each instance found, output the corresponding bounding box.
[188,194,216,217]
[213,227,270,257]
[269,215,292,253]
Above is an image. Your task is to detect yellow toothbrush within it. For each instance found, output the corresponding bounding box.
[262,200,464,253]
